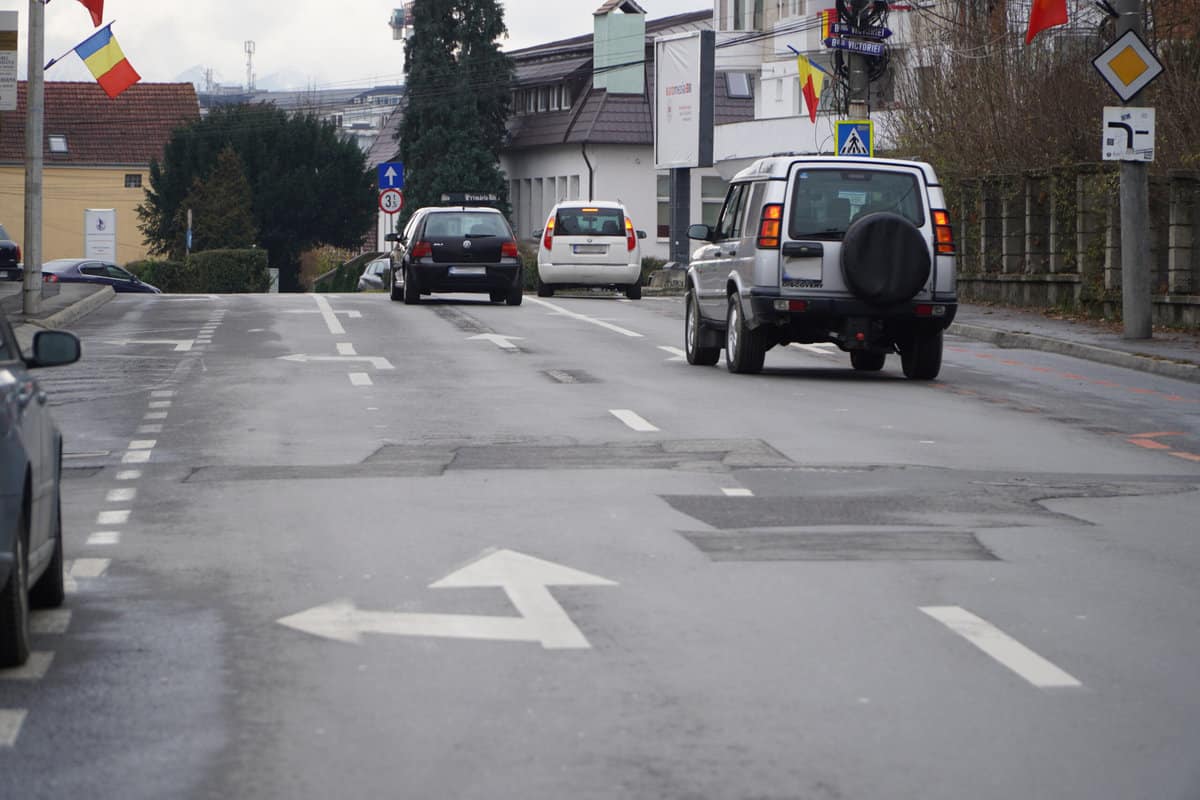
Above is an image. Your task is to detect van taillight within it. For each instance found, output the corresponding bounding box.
[625,217,636,252]
[757,203,783,249]
[542,217,555,251]
[501,240,519,258]
[411,241,432,258]
[932,210,955,255]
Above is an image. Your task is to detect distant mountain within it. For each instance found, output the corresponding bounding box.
[256,69,324,92]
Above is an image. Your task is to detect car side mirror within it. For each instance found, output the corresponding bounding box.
[384,233,402,243]
[687,224,714,241]
[636,230,647,240]
[29,329,81,368]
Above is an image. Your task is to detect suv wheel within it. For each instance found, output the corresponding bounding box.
[725,294,765,374]
[403,268,420,305]
[685,290,720,366]
[0,514,31,668]
[850,351,886,372]
[901,329,943,380]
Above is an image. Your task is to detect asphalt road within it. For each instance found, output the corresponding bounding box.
[3,290,1199,799]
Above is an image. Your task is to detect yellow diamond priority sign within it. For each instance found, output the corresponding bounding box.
[1092,30,1163,103]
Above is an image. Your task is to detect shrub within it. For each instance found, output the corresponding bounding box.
[126,259,202,293]
[189,249,271,293]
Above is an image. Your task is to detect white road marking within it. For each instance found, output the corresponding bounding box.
[148,400,172,409]
[789,343,839,356]
[337,342,357,356]
[116,470,141,481]
[313,295,346,335]
[87,531,121,546]
[137,425,163,434]
[722,487,754,497]
[527,297,644,338]
[105,488,137,503]
[0,710,27,747]
[96,510,130,526]
[467,333,523,351]
[277,354,394,369]
[70,558,111,578]
[920,606,1083,689]
[123,451,151,464]
[0,652,53,680]
[151,390,175,398]
[143,412,168,421]
[658,345,685,361]
[349,372,373,386]
[31,609,71,635]
[105,338,194,351]
[283,309,362,319]
[610,409,659,432]
[128,440,156,450]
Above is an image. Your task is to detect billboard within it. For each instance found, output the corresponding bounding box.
[654,31,714,170]
[85,209,117,261]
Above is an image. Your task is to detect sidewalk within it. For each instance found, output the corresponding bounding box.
[2,281,1198,383]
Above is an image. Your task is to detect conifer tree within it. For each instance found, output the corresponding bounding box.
[177,146,259,255]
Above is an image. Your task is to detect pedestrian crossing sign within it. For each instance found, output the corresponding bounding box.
[835,120,874,157]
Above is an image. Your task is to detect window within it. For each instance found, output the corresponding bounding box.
[124,174,142,188]
[726,72,752,99]
[656,174,670,239]
[48,135,67,153]
[554,207,627,237]
[715,183,747,241]
[701,176,728,229]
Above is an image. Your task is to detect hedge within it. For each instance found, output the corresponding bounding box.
[126,249,270,293]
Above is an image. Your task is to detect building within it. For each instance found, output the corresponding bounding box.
[0,82,200,265]
[501,0,754,260]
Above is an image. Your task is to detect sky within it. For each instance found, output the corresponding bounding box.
[5,0,709,91]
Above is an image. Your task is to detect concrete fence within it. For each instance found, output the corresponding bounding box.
[955,166,1199,327]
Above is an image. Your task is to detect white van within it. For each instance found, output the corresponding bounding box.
[535,202,647,299]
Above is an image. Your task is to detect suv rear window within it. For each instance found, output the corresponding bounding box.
[789,169,925,239]
[554,207,625,237]
[424,212,510,238]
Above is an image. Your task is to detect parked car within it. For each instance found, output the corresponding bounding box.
[0,223,22,282]
[357,256,391,292]
[40,258,161,293]
[684,155,958,379]
[534,201,647,299]
[0,312,80,667]
[387,196,523,306]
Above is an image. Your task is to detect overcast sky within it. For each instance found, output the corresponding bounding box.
[5,0,707,90]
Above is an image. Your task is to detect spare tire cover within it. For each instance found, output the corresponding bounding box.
[839,212,931,306]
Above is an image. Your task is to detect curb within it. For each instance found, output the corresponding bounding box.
[949,322,1200,384]
[23,286,116,330]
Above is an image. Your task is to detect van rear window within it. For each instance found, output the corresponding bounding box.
[554,207,625,237]
[789,170,924,239]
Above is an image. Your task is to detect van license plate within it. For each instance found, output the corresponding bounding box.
[448,266,486,276]
[572,244,606,254]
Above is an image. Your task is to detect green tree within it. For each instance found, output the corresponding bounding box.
[398,0,514,223]
[175,146,258,255]
[138,103,376,292]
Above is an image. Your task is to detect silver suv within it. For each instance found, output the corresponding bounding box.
[683,155,957,380]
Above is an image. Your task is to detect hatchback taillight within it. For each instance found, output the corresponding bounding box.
[411,241,432,258]
[625,217,636,252]
[932,209,955,255]
[43,272,57,283]
[757,203,783,249]
[542,217,555,251]
[501,240,519,258]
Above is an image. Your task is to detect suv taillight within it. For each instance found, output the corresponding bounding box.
[501,240,519,258]
[411,241,432,258]
[542,217,555,251]
[757,203,783,249]
[625,217,636,252]
[932,210,955,255]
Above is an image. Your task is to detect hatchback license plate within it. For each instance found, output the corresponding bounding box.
[0,271,8,279]
[448,266,486,276]
[572,244,606,255]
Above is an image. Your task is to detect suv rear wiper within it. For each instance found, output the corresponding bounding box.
[791,229,846,240]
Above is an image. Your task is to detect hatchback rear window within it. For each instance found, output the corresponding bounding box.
[424,213,510,238]
[789,169,924,239]
[554,207,625,237]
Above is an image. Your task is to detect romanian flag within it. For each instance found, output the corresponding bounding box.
[77,0,103,27]
[74,24,140,99]
[1025,0,1068,44]
[818,8,837,42]
[797,54,826,124]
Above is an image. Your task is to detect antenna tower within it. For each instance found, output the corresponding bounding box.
[244,40,256,91]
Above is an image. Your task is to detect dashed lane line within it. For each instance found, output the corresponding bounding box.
[0,652,54,681]
[722,487,754,497]
[105,488,137,503]
[920,605,1082,689]
[96,509,130,526]
[30,610,71,635]
[0,710,27,747]
[69,558,112,579]
[349,372,373,386]
[609,409,660,432]
[313,294,346,335]
[87,531,121,546]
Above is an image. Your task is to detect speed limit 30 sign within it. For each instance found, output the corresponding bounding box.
[379,188,403,214]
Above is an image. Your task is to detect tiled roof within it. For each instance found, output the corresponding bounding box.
[0,81,200,166]
[507,9,712,58]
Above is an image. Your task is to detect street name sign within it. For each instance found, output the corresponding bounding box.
[377,162,404,190]
[829,23,892,39]
[1092,30,1163,102]
[823,37,885,56]
[1102,106,1154,162]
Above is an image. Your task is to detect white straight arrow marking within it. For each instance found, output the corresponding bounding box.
[105,339,194,351]
[468,333,524,351]
[277,549,616,650]
[277,354,395,369]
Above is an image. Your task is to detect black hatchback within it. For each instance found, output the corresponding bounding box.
[388,205,523,306]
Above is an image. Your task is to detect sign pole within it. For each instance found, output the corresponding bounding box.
[22,0,44,315]
[1116,0,1151,339]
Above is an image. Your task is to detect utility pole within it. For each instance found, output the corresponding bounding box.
[1116,0,1152,339]
[21,0,44,315]
[846,52,869,119]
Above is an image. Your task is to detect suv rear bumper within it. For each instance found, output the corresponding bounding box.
[747,289,957,329]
